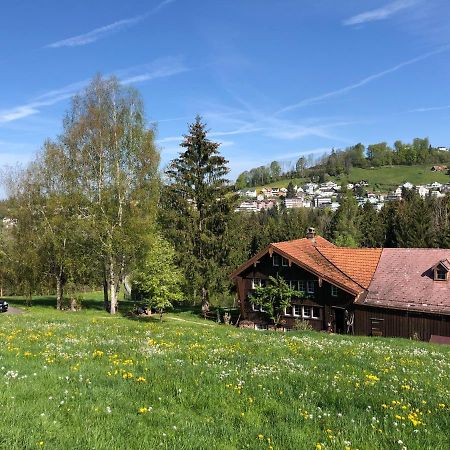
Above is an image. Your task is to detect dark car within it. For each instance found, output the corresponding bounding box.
[0,300,8,313]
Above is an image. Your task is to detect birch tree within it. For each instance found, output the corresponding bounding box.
[62,76,159,314]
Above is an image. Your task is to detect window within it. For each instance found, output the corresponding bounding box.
[302,306,311,318]
[286,305,320,319]
[298,280,305,292]
[252,303,266,313]
[251,278,267,289]
[331,285,338,297]
[306,280,315,294]
[435,268,447,281]
[272,253,281,267]
[312,307,321,319]
[251,278,261,289]
[281,256,289,267]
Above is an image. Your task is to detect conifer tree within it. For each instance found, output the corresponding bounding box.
[358,202,384,247]
[331,189,361,247]
[163,116,237,310]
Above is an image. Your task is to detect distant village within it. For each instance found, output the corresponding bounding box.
[236,175,450,213]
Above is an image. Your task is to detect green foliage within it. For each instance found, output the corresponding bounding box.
[238,137,450,189]
[331,190,361,247]
[131,234,183,318]
[250,274,303,325]
[358,202,385,247]
[286,181,296,199]
[162,116,237,308]
[292,319,314,331]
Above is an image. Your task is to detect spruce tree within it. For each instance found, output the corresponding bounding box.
[331,190,361,247]
[163,116,237,310]
[358,202,384,247]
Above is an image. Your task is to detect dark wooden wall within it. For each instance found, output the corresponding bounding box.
[235,251,355,331]
[235,251,450,340]
[354,306,450,341]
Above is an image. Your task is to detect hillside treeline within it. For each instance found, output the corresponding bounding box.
[2,76,450,311]
[237,138,450,187]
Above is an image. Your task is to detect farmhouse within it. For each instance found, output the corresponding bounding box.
[231,228,450,340]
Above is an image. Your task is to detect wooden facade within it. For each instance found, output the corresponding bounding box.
[235,251,356,333]
[353,306,450,341]
[233,238,450,341]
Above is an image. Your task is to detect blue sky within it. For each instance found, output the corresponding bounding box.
[1,0,450,179]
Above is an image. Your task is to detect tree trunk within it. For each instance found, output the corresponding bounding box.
[56,274,63,310]
[109,260,118,314]
[201,287,209,313]
[103,266,109,311]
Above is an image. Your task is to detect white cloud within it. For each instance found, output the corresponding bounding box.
[0,106,39,123]
[277,45,450,114]
[46,0,176,48]
[409,104,450,112]
[343,0,419,26]
[0,57,187,124]
[122,57,188,84]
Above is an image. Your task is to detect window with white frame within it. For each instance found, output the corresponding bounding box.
[303,306,311,318]
[281,256,289,267]
[293,305,302,317]
[298,280,305,292]
[251,303,266,313]
[331,285,338,297]
[312,307,321,319]
[288,280,306,292]
[284,304,321,319]
[306,280,315,294]
[272,253,281,267]
[251,278,267,289]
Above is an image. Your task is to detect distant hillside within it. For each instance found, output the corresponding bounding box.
[254,164,450,193]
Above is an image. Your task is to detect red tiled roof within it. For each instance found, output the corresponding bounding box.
[272,239,363,294]
[231,236,381,296]
[360,248,450,315]
[315,247,382,289]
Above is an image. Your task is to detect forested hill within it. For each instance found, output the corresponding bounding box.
[236,138,450,188]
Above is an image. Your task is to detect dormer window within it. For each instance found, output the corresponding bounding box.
[435,267,448,281]
[433,260,450,281]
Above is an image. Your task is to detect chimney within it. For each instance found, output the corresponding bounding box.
[306,227,316,241]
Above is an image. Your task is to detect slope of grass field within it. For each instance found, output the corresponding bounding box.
[255,164,450,193]
[0,295,449,449]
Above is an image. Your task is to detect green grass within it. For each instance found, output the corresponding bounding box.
[347,165,450,192]
[0,294,449,449]
[256,164,450,193]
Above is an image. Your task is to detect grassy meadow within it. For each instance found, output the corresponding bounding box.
[0,295,449,449]
[256,164,450,193]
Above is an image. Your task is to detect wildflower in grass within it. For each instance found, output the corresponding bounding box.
[257,434,264,440]
[138,407,148,414]
[316,444,323,450]
[37,442,44,446]
[92,350,104,357]
[136,376,146,382]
